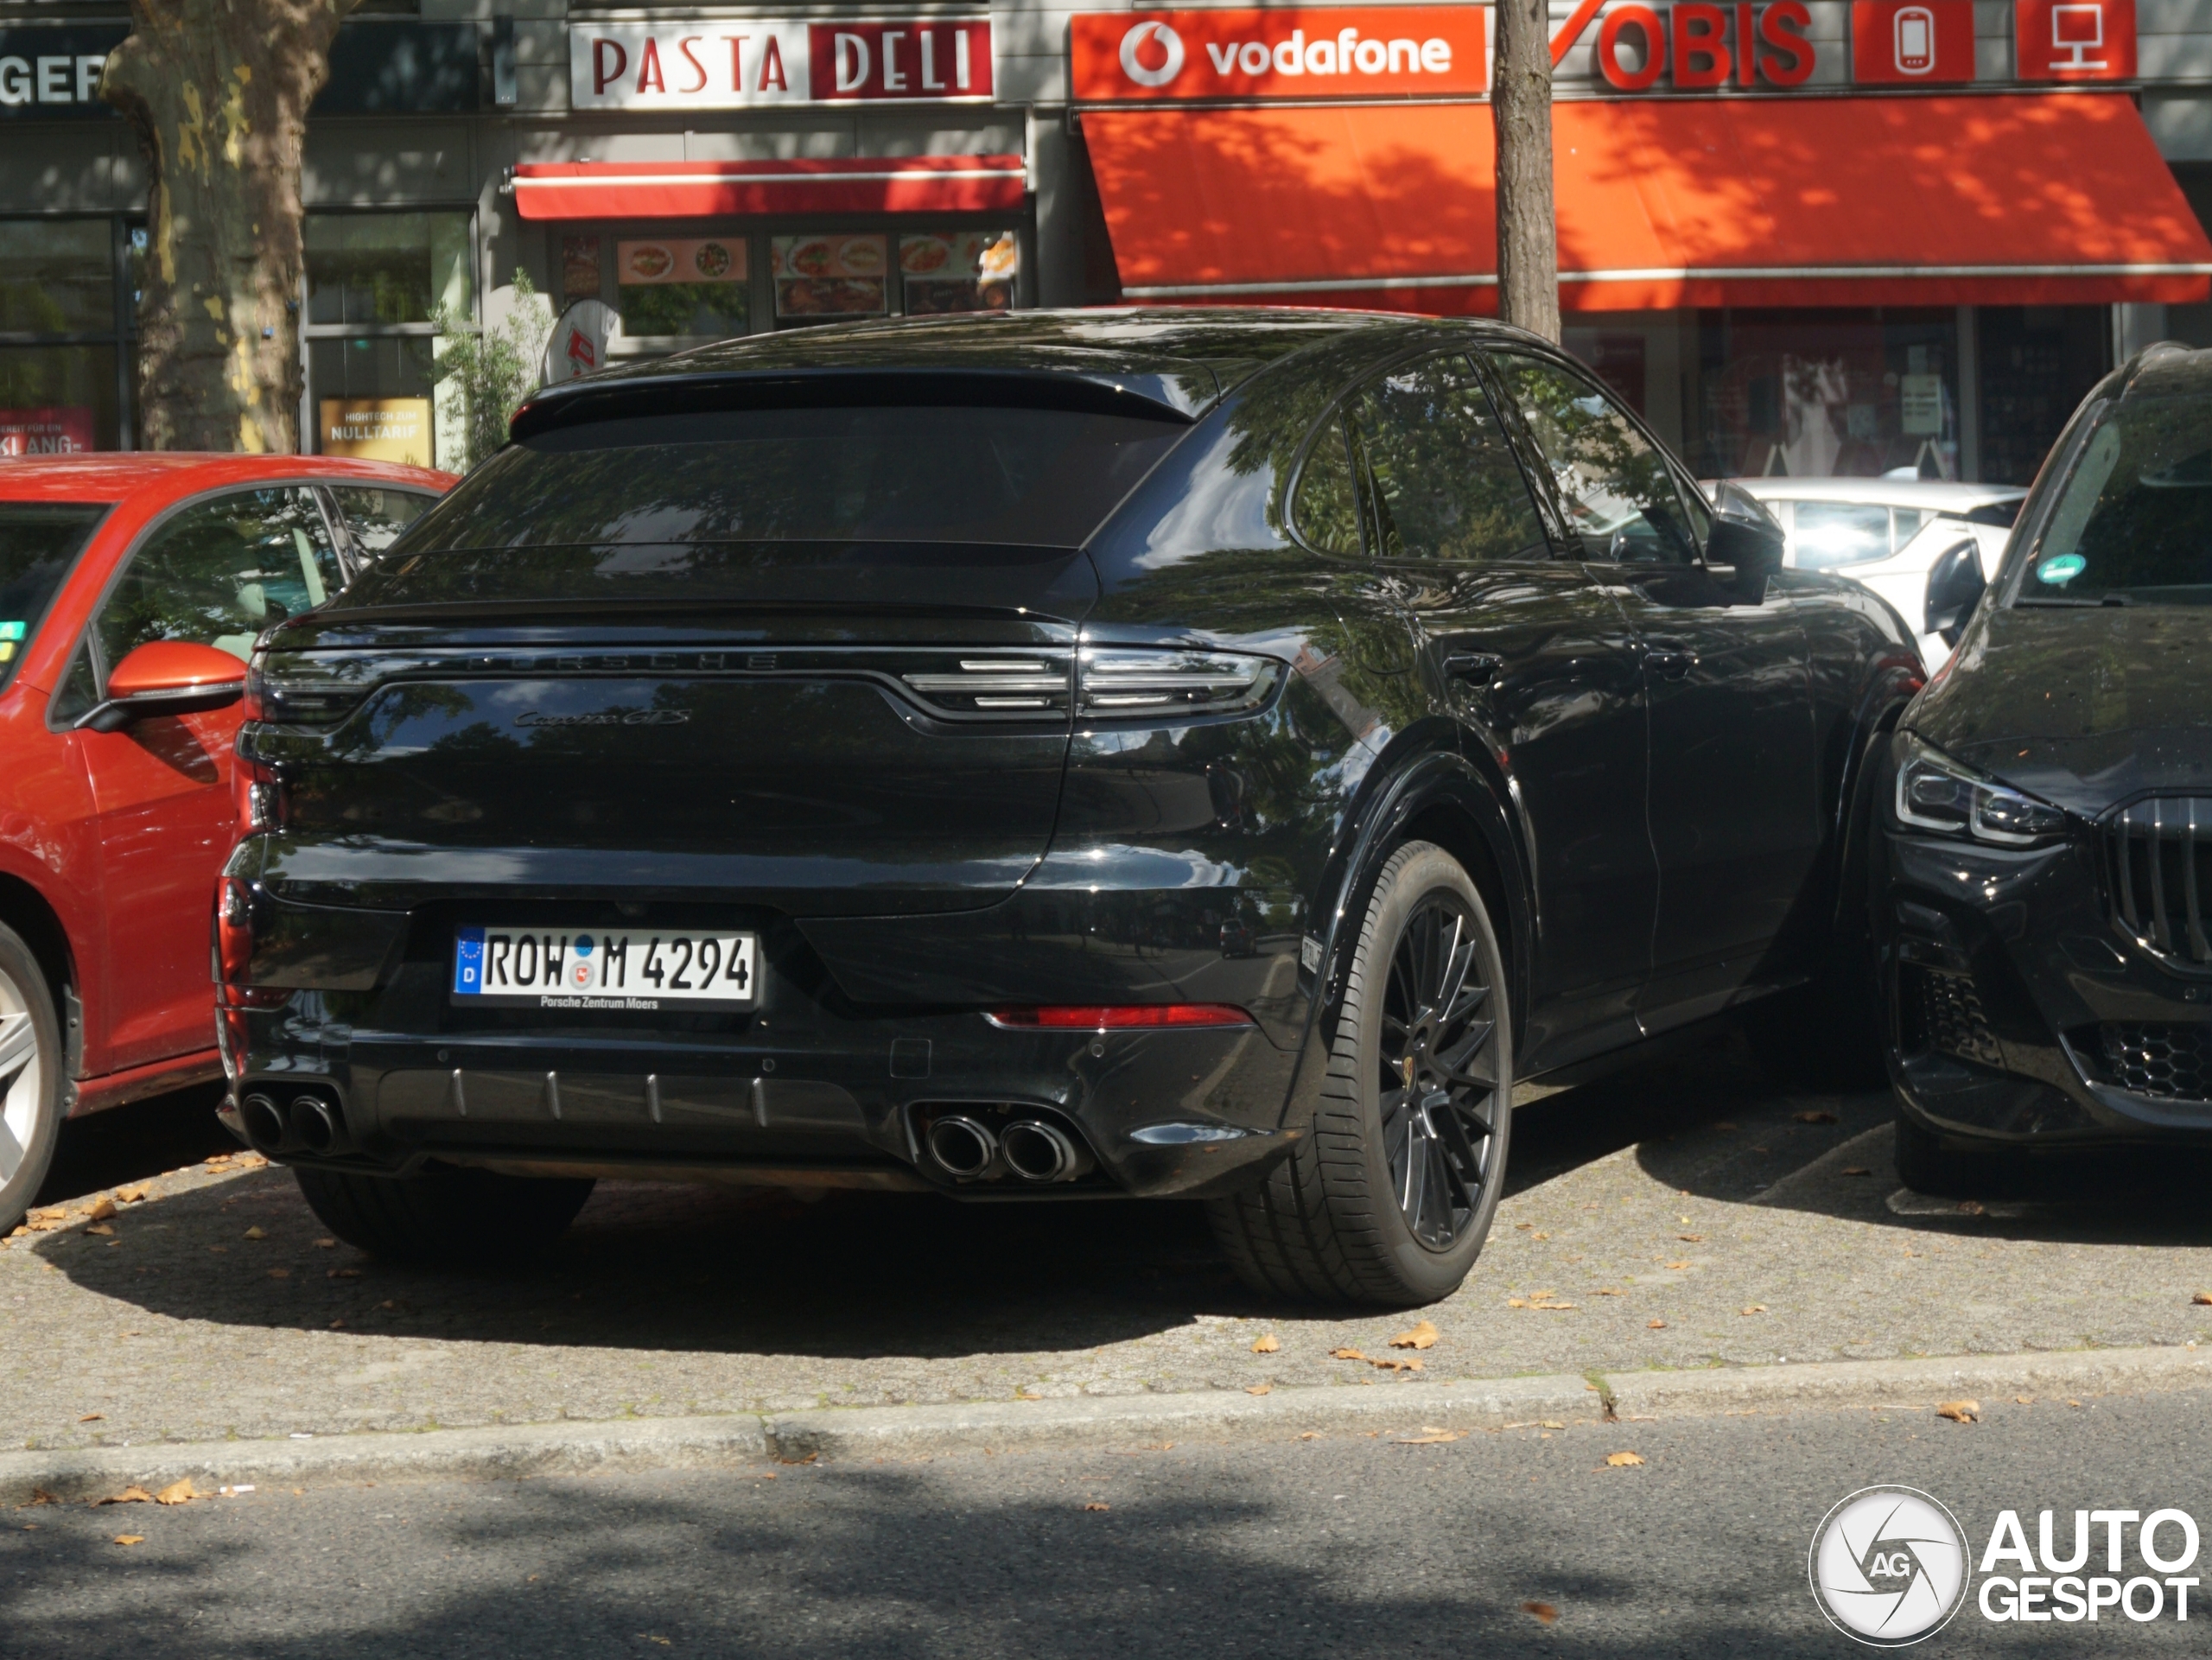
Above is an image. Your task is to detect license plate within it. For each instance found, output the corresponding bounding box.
[451,926,758,1011]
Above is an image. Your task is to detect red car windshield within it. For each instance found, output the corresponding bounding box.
[0,502,109,691]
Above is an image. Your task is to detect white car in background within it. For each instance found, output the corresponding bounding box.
[1726,478,2026,667]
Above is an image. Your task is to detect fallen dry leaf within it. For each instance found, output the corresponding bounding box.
[1299,1432,1323,1441]
[114,1186,149,1205]
[1522,1600,1559,1625]
[111,1535,143,1547]
[98,1486,153,1506]
[155,1479,198,1506]
[83,1196,117,1222]
[1594,1288,1622,1296]
[328,1268,361,1280]
[1956,1200,1986,1216]
[1605,1451,1646,1467]
[1527,1298,1577,1312]
[1841,1167,1872,1177]
[243,1227,266,1241]
[2193,1292,2212,1307]
[1389,1320,1440,1351]
[1530,1231,1550,1241]
[1677,1233,1705,1243]
[1507,1298,1527,1308]
[314,1237,336,1249]
[1245,1384,1272,1396]
[1331,1347,1369,1362]
[1647,1319,1668,1329]
[1250,1333,1280,1354]
[1082,1501,1112,1511]
[85,1223,114,1237]
[77,1413,102,1423]
[1514,1221,1532,1230]
[2015,1396,2035,1405]
[267,1269,290,1280]
[238,1153,269,1169]
[1395,1428,1461,1445]
[22,1490,56,1507]
[2068,1399,2083,1409]
[1663,1261,1691,1271]
[1741,1305,1767,1315]
[1793,1110,1839,1124]
[29,1206,66,1222]
[1936,1400,1980,1423]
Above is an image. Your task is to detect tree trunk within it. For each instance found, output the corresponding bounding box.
[102,0,358,452]
[1492,0,1560,343]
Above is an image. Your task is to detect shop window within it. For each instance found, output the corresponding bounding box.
[0,219,111,334]
[306,213,472,326]
[0,345,118,457]
[898,232,1018,315]
[772,234,890,328]
[308,337,437,468]
[1694,309,1958,481]
[615,238,747,339]
[1976,307,2107,487]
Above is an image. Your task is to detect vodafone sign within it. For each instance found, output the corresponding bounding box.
[1069,8,1489,102]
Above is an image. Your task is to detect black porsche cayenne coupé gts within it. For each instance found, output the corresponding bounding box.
[215,309,1924,1306]
[1877,341,2212,1193]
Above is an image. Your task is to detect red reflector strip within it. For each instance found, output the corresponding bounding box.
[988,1004,1254,1029]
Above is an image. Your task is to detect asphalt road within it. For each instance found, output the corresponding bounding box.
[5,1388,2209,1658]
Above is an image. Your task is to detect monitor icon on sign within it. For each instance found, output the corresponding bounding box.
[1893,5,1935,73]
[2050,2,2108,68]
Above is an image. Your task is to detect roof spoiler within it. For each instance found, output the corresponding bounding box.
[511,366,1205,443]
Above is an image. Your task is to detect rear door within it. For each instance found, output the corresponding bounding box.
[1343,348,1659,1065]
[1490,353,1824,1027]
[63,486,345,1068]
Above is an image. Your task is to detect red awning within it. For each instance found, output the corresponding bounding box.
[513,155,1027,221]
[1084,94,2212,310]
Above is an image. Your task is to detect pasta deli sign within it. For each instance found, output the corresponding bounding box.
[569,18,993,110]
[1069,8,1488,102]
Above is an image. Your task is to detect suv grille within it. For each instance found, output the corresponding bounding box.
[2101,1022,2212,1103]
[1900,964,2002,1067]
[2106,798,2212,970]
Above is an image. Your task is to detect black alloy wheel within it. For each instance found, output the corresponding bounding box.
[1209,840,1513,1307]
[1378,892,1502,1251]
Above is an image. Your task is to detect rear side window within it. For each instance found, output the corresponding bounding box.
[330,486,437,559]
[1349,353,1547,563]
[0,502,107,692]
[398,406,1184,558]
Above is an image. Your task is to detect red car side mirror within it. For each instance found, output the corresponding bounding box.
[79,640,248,733]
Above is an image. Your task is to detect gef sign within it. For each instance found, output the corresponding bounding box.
[569,18,994,110]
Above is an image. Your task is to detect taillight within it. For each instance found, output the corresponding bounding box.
[1077,648,1281,718]
[214,876,253,984]
[988,1004,1255,1029]
[232,729,281,836]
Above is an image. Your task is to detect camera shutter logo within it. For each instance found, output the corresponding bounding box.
[1119,20,1185,86]
[1809,1486,1972,1646]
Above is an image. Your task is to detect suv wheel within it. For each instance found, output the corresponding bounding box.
[295,1164,595,1265]
[0,924,63,1237]
[1209,841,1512,1307]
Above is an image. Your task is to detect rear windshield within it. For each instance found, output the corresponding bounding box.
[394,406,1184,557]
[2019,398,2212,605]
[0,502,106,691]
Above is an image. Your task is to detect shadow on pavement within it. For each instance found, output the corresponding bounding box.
[34,1082,234,1210]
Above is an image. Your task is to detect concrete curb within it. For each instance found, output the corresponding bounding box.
[8,1345,2211,1504]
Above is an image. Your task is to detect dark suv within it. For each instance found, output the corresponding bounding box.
[217,310,1922,1306]
[1877,342,2212,1191]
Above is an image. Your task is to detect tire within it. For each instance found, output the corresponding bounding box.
[1892,1108,2010,1199]
[1208,841,1512,1308]
[0,923,64,1238]
[294,1164,594,1266]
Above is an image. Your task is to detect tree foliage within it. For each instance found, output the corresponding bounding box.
[432,270,555,473]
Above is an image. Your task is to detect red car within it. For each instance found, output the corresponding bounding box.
[0,455,453,1231]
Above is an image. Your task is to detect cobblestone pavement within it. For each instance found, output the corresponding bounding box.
[8,1029,2212,1453]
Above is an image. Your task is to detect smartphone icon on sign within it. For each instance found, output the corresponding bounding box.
[1893,5,1935,72]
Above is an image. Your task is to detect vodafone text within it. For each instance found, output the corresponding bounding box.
[1978,1509,2202,1624]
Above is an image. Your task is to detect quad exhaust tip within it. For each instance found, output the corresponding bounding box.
[924,1115,999,1180]
[1001,1120,1091,1184]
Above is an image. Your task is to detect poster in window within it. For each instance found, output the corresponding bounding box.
[562,236,603,300]
[898,232,1017,315]
[321,398,433,467]
[771,235,887,320]
[0,407,95,455]
[616,239,748,336]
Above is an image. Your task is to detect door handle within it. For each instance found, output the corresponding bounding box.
[1644,649,1695,681]
[1443,652,1503,685]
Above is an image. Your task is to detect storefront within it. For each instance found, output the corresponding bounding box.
[1067,1,2212,482]
[3,0,2212,484]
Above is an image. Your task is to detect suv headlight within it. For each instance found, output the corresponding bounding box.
[1892,731,2068,847]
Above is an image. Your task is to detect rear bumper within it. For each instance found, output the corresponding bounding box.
[226,995,1306,1200]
